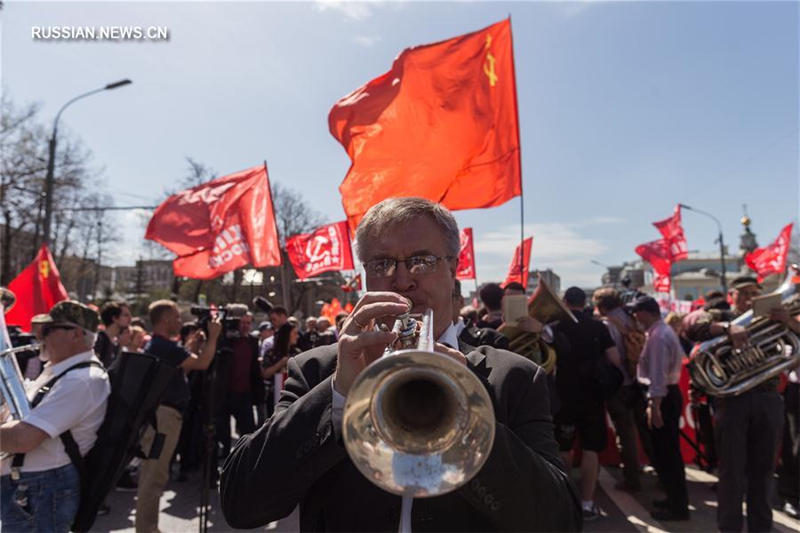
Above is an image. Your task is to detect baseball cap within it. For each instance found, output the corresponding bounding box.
[730,275,761,291]
[258,321,273,331]
[39,300,100,332]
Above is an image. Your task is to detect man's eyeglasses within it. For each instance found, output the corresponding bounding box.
[42,323,76,337]
[364,255,453,278]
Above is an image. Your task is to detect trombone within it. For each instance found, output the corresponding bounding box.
[342,309,495,497]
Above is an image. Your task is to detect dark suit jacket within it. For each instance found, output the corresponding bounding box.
[220,341,581,532]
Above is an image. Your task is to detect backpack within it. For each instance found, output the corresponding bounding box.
[12,351,176,532]
[607,316,646,378]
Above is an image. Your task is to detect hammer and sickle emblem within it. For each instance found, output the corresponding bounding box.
[483,34,498,87]
[305,235,331,263]
[40,260,50,279]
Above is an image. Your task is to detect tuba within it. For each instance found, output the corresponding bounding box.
[342,309,495,497]
[689,267,800,397]
[0,345,35,421]
[498,279,577,373]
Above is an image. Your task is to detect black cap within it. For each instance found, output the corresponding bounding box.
[730,275,761,291]
[631,295,661,315]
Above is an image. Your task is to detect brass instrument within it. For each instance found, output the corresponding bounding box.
[689,268,800,397]
[499,279,576,373]
[0,344,35,421]
[342,309,495,497]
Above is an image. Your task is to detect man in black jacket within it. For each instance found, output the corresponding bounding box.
[221,198,581,531]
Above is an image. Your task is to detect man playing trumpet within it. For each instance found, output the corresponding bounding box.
[221,197,580,531]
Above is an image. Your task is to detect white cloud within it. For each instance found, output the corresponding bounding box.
[353,35,380,47]
[314,0,376,21]
[472,221,610,289]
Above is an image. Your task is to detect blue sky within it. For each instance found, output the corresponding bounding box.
[4,1,799,287]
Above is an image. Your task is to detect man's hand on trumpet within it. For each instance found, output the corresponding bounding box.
[333,292,408,396]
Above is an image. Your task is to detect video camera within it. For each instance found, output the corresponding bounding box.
[190,305,242,339]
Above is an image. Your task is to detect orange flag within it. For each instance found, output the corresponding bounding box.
[4,244,69,331]
[330,18,521,230]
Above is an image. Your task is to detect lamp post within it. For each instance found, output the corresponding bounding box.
[42,79,132,247]
[679,203,728,293]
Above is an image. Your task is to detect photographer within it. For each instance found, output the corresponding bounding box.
[214,308,264,459]
[135,300,221,533]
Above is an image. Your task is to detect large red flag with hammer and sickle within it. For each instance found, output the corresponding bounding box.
[4,244,69,331]
[330,18,521,230]
[456,228,477,280]
[286,221,354,280]
[745,223,794,282]
[145,164,281,279]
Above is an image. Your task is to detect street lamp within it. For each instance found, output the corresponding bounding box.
[41,79,132,247]
[679,203,728,293]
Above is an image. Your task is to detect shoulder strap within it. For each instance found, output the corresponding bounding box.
[12,360,104,472]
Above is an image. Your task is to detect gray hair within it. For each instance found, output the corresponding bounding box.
[355,197,460,261]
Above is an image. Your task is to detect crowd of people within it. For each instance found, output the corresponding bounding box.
[1,197,798,532]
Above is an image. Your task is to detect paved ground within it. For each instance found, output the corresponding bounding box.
[92,463,799,532]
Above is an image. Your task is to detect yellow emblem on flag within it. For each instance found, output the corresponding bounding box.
[40,260,50,279]
[483,34,498,87]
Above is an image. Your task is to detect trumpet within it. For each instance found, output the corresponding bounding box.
[342,309,495,498]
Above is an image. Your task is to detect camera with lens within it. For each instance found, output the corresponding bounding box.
[190,303,248,339]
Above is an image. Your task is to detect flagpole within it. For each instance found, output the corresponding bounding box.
[508,14,525,287]
[264,160,291,309]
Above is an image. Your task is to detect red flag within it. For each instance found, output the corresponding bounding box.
[636,239,673,293]
[503,237,533,288]
[745,223,793,282]
[145,164,281,279]
[4,244,69,331]
[330,19,521,230]
[343,301,354,314]
[456,228,477,280]
[286,221,354,280]
[653,205,688,261]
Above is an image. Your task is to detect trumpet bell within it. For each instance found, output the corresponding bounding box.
[342,348,495,498]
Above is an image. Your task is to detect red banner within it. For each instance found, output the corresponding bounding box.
[286,221,354,280]
[635,238,673,293]
[4,244,69,331]
[653,205,688,261]
[330,19,521,230]
[503,237,533,288]
[456,228,477,280]
[145,164,281,279]
[745,223,793,282]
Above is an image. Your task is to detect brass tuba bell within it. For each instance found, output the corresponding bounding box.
[689,266,800,397]
[342,309,495,497]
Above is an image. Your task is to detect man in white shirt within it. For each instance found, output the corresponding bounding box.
[632,296,688,521]
[0,300,110,532]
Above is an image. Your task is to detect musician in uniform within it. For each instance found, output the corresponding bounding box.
[1,301,110,532]
[683,275,800,532]
[221,197,581,531]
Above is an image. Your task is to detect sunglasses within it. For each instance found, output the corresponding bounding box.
[42,323,77,337]
[364,255,454,278]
